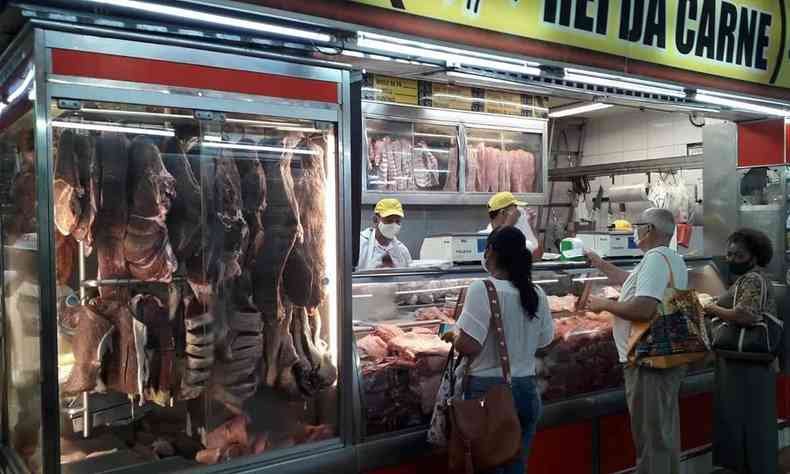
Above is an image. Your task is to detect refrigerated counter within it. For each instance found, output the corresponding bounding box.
[351,256,722,445]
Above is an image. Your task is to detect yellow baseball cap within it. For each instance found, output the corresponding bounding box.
[488,192,527,212]
[374,198,405,218]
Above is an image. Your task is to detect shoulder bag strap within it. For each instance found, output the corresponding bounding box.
[658,253,676,290]
[452,287,468,320]
[482,279,512,385]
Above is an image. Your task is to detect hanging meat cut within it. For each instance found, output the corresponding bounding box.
[124,137,177,283]
[443,146,459,191]
[509,149,536,193]
[290,307,337,397]
[234,138,267,272]
[53,130,83,236]
[253,134,301,387]
[94,133,131,300]
[60,304,113,396]
[162,137,201,263]
[210,147,248,283]
[180,296,214,400]
[413,142,440,189]
[133,294,176,406]
[465,143,484,192]
[93,298,140,396]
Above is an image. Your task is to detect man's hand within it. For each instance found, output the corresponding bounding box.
[585,249,604,269]
[585,295,610,313]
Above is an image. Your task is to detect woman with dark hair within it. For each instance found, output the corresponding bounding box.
[444,226,554,474]
[704,228,778,474]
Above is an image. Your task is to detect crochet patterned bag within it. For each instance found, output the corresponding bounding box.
[626,254,711,369]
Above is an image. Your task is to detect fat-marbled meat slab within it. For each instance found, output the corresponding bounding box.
[234,138,267,271]
[124,136,177,282]
[94,133,130,300]
[53,130,83,236]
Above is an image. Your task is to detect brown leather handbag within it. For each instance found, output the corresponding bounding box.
[447,280,522,474]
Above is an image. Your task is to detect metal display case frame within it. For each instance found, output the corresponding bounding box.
[361,101,549,206]
[0,25,358,474]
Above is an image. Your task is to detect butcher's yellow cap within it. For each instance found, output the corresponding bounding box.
[375,198,405,218]
[488,192,527,212]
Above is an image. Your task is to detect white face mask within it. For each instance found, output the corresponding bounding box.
[378,222,401,240]
[481,255,489,273]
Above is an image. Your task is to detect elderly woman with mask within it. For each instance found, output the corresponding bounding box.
[704,228,778,474]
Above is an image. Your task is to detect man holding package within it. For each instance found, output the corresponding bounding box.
[584,208,687,474]
[480,192,539,252]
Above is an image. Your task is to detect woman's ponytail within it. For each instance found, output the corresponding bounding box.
[487,227,539,318]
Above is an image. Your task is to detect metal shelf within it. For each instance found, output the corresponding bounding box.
[548,154,704,181]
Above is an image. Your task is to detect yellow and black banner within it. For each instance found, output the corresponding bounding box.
[352,0,790,89]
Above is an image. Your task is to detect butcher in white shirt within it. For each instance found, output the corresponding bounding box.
[357,198,412,270]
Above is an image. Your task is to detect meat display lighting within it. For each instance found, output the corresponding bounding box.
[694,91,790,117]
[51,121,175,137]
[549,102,612,118]
[564,68,687,98]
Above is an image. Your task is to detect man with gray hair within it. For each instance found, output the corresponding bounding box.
[585,208,687,474]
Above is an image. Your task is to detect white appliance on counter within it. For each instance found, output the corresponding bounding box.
[576,232,642,258]
[419,233,488,264]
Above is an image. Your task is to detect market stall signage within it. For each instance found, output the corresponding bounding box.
[372,75,419,105]
[351,0,790,88]
[430,83,475,111]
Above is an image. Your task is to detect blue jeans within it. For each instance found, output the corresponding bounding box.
[465,376,542,474]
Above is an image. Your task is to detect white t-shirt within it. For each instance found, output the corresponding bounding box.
[357,227,412,270]
[457,278,554,377]
[614,246,688,363]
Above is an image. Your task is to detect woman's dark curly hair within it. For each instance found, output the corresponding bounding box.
[728,228,774,267]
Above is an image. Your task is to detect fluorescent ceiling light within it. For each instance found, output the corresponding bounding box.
[82,0,331,42]
[696,89,790,107]
[445,71,531,87]
[361,87,383,94]
[429,93,549,113]
[358,33,541,76]
[80,108,193,120]
[8,68,34,104]
[202,140,319,155]
[549,102,612,118]
[341,50,366,58]
[51,120,175,136]
[564,69,686,98]
[694,93,789,117]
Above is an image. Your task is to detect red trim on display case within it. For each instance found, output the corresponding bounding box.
[679,393,714,452]
[738,120,785,167]
[786,122,790,165]
[50,49,339,103]
[600,412,637,473]
[527,422,594,473]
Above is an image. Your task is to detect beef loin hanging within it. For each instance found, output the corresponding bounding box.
[124,137,177,282]
[253,135,301,387]
[133,294,175,406]
[211,147,248,283]
[234,138,267,271]
[60,304,113,396]
[162,137,202,262]
[94,133,131,300]
[71,134,99,253]
[94,298,140,395]
[53,130,83,236]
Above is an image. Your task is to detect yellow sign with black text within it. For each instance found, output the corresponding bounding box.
[372,75,419,105]
[351,0,790,89]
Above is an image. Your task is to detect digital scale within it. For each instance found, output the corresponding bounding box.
[419,233,488,264]
[576,231,643,258]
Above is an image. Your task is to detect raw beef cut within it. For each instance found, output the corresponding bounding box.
[180,296,214,400]
[60,304,113,395]
[509,149,536,193]
[162,137,201,262]
[290,307,337,397]
[272,301,301,396]
[285,137,326,309]
[53,130,83,236]
[210,147,248,283]
[413,142,439,189]
[133,294,175,406]
[548,295,578,313]
[498,149,512,193]
[601,286,621,299]
[71,134,99,253]
[234,138,267,271]
[465,143,484,192]
[7,166,36,241]
[94,133,130,300]
[398,139,415,191]
[196,415,254,464]
[124,136,177,282]
[357,334,388,361]
[56,231,76,285]
[253,134,301,386]
[414,306,454,323]
[94,298,139,395]
[387,332,450,362]
[480,145,500,192]
[443,145,458,191]
[373,324,405,343]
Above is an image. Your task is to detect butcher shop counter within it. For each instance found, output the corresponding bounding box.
[350,256,722,470]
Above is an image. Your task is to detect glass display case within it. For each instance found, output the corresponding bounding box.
[352,257,721,439]
[0,29,350,474]
[361,101,547,206]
